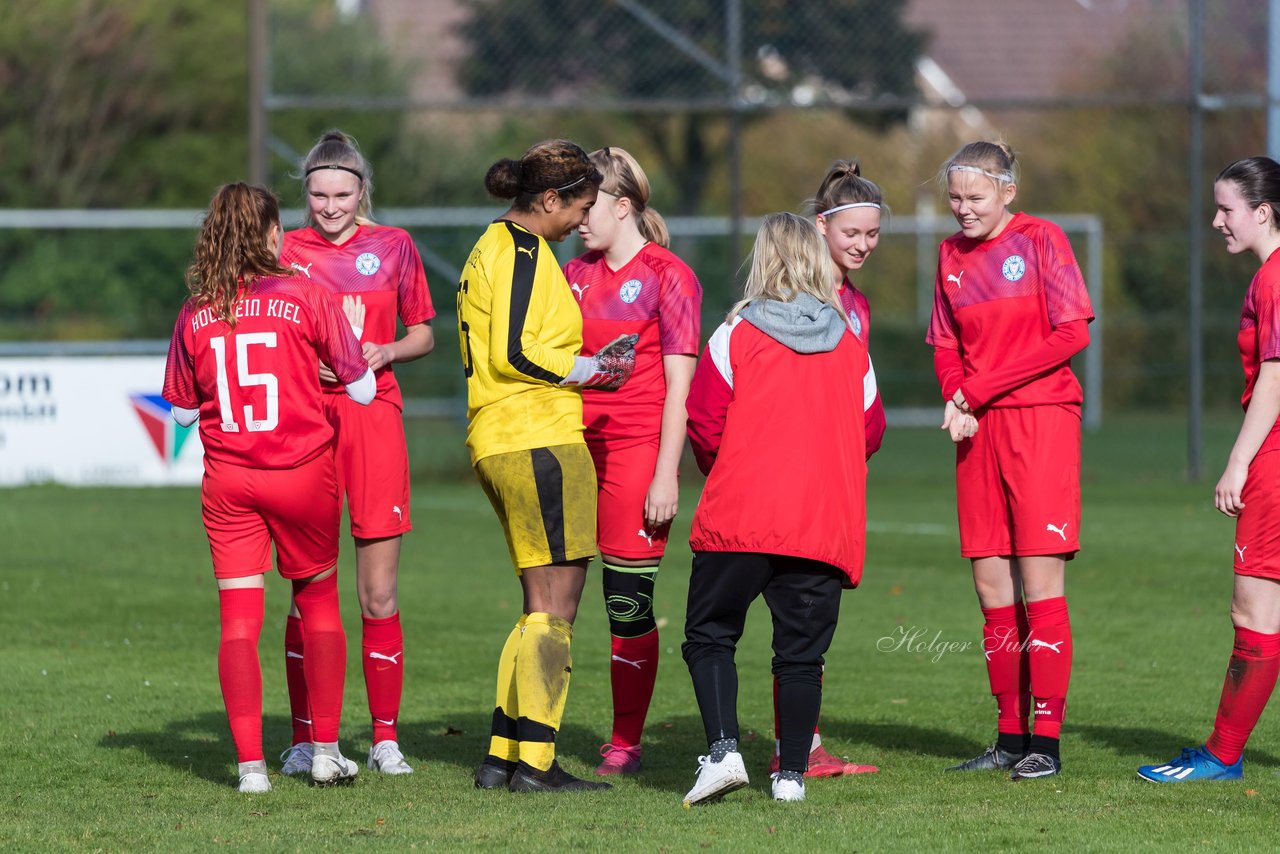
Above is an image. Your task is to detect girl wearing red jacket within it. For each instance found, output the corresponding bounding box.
[928,141,1093,781]
[767,158,887,780]
[681,212,870,806]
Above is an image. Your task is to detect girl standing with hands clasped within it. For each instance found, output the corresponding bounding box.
[681,213,870,805]
[927,141,1093,781]
[564,146,702,776]
[1139,157,1280,782]
[460,139,637,793]
[163,183,374,792]
[278,131,436,778]
[765,159,887,780]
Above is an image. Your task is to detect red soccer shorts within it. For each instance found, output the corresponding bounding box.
[1233,449,1280,579]
[586,436,669,560]
[202,451,341,579]
[954,404,1081,558]
[324,394,411,539]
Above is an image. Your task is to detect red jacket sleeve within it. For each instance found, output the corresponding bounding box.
[961,319,1090,409]
[865,395,885,460]
[686,337,734,476]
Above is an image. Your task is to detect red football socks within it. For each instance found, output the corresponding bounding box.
[362,612,404,744]
[982,603,1031,736]
[218,587,265,763]
[283,615,311,745]
[609,628,660,748]
[1206,627,1280,765]
[291,573,346,744]
[1026,596,1072,739]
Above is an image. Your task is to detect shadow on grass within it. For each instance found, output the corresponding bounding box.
[97,709,274,785]
[1071,723,1280,766]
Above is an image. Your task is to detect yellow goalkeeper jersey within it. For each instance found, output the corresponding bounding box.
[458,220,585,463]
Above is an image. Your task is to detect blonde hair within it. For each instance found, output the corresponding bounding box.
[589,146,669,247]
[938,140,1019,190]
[301,129,375,226]
[728,213,849,323]
[186,183,290,327]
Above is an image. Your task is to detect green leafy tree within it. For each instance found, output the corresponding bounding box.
[455,0,925,214]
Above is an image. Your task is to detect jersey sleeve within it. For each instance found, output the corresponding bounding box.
[162,302,199,409]
[925,249,960,350]
[686,321,735,475]
[1040,224,1094,327]
[864,354,885,460]
[395,231,436,327]
[1257,277,1280,361]
[658,260,702,356]
[487,233,576,384]
[310,288,369,384]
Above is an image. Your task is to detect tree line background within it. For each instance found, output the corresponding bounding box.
[0,0,1271,412]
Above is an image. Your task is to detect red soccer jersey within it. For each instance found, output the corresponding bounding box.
[926,212,1094,408]
[163,276,369,470]
[282,225,435,411]
[1238,248,1280,454]
[839,278,871,342]
[564,243,702,442]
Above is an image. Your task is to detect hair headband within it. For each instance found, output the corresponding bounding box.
[948,164,1014,184]
[819,202,881,217]
[305,164,364,181]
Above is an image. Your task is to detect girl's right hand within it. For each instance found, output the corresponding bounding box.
[1215,460,1248,517]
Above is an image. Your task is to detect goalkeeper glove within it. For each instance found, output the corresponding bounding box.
[560,333,639,391]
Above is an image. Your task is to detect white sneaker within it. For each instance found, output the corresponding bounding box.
[368,740,414,775]
[238,760,271,793]
[279,743,314,776]
[311,750,359,785]
[770,772,805,802]
[682,751,749,807]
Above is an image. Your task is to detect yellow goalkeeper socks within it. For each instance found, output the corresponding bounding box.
[485,615,526,765]
[515,612,574,772]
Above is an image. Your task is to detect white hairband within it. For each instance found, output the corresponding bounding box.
[819,202,881,217]
[948,164,1014,183]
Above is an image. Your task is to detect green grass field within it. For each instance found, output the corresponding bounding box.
[5,413,1279,851]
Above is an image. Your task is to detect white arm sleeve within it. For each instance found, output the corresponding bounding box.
[344,368,376,405]
[171,405,199,427]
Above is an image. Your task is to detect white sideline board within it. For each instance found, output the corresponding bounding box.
[0,357,204,486]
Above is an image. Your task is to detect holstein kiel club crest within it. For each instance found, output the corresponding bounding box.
[130,393,196,464]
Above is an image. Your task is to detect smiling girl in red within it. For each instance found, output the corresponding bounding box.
[928,141,1093,781]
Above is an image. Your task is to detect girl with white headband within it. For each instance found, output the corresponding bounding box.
[928,140,1093,781]
[277,130,436,779]
[761,159,887,782]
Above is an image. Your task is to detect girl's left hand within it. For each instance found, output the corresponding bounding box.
[644,472,679,530]
[362,342,394,371]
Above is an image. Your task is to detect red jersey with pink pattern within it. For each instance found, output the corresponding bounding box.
[1238,248,1280,454]
[564,243,702,443]
[282,225,435,411]
[839,278,871,341]
[926,212,1093,408]
[163,276,368,470]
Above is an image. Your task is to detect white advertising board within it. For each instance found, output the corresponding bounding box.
[0,357,204,486]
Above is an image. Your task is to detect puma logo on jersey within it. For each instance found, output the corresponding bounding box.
[637,528,655,547]
[1029,639,1063,653]
[368,651,402,665]
[291,261,313,279]
[1236,543,1247,562]
[393,505,403,521]
[516,246,536,260]
[1046,522,1069,540]
[946,271,964,288]
[611,655,647,670]
[571,282,590,300]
